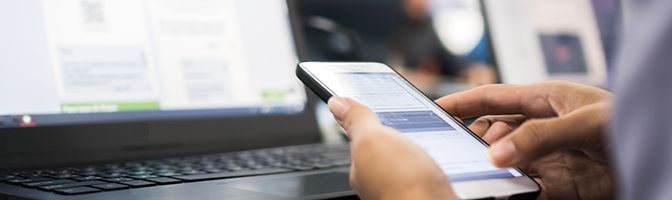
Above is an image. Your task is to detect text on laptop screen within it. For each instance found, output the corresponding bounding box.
[0,0,305,128]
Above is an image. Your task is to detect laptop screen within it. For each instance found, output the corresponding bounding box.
[0,0,305,128]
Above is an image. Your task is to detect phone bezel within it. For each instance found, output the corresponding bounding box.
[297,61,541,199]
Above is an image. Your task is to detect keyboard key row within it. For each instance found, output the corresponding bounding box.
[1,144,351,195]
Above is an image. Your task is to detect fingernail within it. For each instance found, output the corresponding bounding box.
[489,141,517,167]
[328,97,351,119]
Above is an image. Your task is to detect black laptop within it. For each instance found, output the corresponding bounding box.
[0,0,353,199]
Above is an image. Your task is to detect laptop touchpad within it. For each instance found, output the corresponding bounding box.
[226,172,351,198]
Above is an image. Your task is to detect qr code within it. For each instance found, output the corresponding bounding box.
[80,0,105,24]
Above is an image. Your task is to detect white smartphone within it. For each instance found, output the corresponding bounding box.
[296,62,540,199]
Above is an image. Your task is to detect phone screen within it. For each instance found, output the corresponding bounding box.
[304,63,523,182]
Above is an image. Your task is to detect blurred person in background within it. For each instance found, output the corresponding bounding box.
[393,0,497,89]
[298,0,497,92]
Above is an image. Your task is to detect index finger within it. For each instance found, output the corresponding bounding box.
[435,84,553,119]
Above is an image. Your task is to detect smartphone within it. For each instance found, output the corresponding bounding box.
[296,62,540,199]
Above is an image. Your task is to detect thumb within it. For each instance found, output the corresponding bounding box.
[328,97,382,140]
[488,102,609,167]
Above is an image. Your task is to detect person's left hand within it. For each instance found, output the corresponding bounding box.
[436,82,614,200]
[328,97,457,200]
[463,104,614,200]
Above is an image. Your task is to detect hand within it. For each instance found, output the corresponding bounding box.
[328,97,457,200]
[436,81,614,200]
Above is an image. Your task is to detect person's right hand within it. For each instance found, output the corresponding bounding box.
[329,97,457,200]
[436,81,614,200]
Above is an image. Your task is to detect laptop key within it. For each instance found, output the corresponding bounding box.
[38,180,105,191]
[121,180,156,188]
[1,175,17,182]
[79,171,99,176]
[128,174,159,179]
[54,186,100,195]
[180,170,205,175]
[91,183,130,191]
[18,173,46,178]
[22,179,74,188]
[99,173,125,178]
[73,176,102,181]
[103,177,134,183]
[6,177,52,184]
[146,177,181,185]
[50,174,80,179]
[172,168,291,182]
[157,172,181,177]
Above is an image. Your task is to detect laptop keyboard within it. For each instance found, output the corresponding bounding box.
[0,144,350,195]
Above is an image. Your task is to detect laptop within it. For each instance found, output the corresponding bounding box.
[0,0,354,199]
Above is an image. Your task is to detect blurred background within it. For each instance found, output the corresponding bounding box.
[294,0,621,97]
